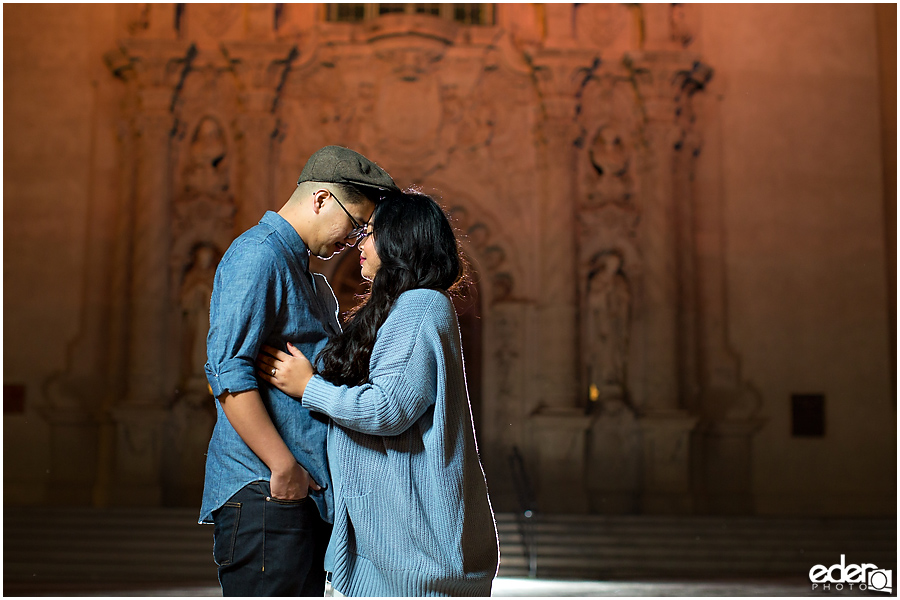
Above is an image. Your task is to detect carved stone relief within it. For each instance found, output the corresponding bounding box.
[182,116,229,197]
[448,204,518,306]
[573,3,636,52]
[170,115,236,278]
[587,125,634,205]
[577,200,641,411]
[165,243,218,504]
[177,243,219,395]
[80,5,763,514]
[367,42,447,168]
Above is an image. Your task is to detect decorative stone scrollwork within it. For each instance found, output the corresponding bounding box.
[482,246,506,271]
[670,4,697,49]
[170,115,236,299]
[465,222,489,248]
[449,205,517,305]
[576,74,643,213]
[222,41,299,113]
[117,40,197,110]
[673,62,713,155]
[492,272,514,303]
[577,202,642,271]
[451,88,496,153]
[587,124,634,205]
[375,46,445,82]
[181,116,229,198]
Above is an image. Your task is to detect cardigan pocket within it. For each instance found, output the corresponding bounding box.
[344,491,414,571]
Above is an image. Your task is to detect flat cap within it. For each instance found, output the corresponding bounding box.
[298,145,399,194]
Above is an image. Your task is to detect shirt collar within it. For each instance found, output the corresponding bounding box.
[260,211,310,272]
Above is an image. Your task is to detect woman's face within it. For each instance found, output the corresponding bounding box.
[358,226,381,281]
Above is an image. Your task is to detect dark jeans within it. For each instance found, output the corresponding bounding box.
[212,481,332,597]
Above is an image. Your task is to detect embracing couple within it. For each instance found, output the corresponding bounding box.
[198,146,500,597]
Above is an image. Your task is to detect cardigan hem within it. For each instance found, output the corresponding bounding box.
[333,552,494,597]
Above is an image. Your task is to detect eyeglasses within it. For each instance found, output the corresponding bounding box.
[329,191,368,247]
[357,229,374,245]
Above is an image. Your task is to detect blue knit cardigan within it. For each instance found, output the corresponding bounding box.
[302,289,499,597]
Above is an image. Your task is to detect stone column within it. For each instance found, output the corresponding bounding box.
[37,56,130,504]
[690,79,766,514]
[527,51,600,513]
[480,301,532,512]
[222,42,297,232]
[530,52,599,410]
[111,40,194,505]
[628,51,685,413]
[627,50,699,513]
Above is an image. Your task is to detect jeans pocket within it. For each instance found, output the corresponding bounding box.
[264,493,316,537]
[212,501,242,566]
[265,495,310,506]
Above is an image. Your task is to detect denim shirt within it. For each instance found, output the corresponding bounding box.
[199,211,338,525]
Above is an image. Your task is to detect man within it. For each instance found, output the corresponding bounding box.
[199,146,399,596]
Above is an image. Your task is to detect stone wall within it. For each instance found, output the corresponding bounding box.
[3,3,895,516]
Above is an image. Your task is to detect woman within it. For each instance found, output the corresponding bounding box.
[257,191,499,597]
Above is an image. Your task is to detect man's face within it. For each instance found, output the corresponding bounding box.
[309,190,375,260]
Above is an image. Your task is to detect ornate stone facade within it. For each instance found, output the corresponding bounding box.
[42,3,754,512]
[6,4,894,516]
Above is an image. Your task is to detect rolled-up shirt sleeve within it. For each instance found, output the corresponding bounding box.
[205,240,280,398]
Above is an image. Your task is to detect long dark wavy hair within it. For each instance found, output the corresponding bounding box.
[315,190,467,387]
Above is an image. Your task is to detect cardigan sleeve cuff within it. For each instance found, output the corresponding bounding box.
[302,374,336,414]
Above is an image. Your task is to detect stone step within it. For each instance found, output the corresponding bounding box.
[4,508,895,583]
[497,514,896,579]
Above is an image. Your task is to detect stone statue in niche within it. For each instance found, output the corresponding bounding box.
[585,251,631,413]
[587,125,632,205]
[179,243,219,396]
[171,115,235,292]
[163,242,219,505]
[182,116,229,199]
